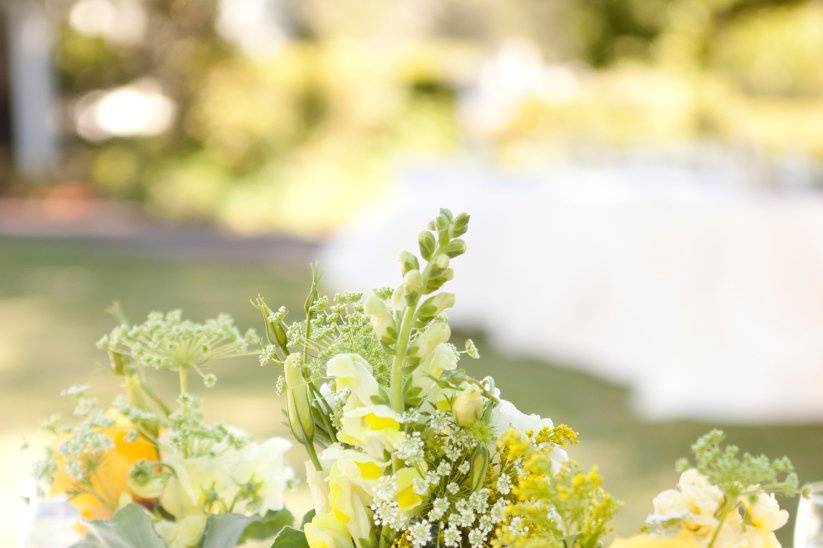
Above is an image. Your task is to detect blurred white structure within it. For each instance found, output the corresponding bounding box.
[5,0,59,177]
[320,152,823,423]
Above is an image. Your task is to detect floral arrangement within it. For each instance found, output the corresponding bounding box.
[34,309,295,547]
[33,209,805,547]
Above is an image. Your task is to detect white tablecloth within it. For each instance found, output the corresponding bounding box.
[320,157,823,422]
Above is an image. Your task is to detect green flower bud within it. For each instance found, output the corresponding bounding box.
[452,212,470,237]
[284,353,314,444]
[108,351,129,376]
[399,251,420,275]
[445,239,466,258]
[432,254,450,270]
[403,269,423,296]
[418,231,436,261]
[469,445,489,491]
[252,297,289,352]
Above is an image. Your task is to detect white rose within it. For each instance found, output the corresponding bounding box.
[490,399,567,470]
[491,399,553,434]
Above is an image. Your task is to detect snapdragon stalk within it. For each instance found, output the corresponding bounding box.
[388,244,444,412]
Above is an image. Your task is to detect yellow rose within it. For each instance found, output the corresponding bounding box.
[51,426,158,521]
[610,534,699,548]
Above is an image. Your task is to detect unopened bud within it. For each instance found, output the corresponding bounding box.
[284,353,314,444]
[108,351,129,376]
[399,251,419,275]
[469,445,489,491]
[433,254,449,270]
[403,269,423,296]
[453,385,485,427]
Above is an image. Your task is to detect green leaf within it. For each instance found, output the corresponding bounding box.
[271,526,309,548]
[200,514,252,548]
[301,509,316,527]
[240,509,294,542]
[73,503,164,548]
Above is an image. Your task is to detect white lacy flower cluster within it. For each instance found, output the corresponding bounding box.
[300,321,568,548]
[646,469,789,548]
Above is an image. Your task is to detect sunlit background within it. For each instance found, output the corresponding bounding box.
[3,0,823,545]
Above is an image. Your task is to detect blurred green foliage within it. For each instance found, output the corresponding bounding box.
[48,0,823,233]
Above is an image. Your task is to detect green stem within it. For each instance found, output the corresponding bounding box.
[305,440,322,471]
[389,303,418,412]
[707,503,736,548]
[178,367,189,395]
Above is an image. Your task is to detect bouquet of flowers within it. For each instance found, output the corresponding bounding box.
[34,309,295,547]
[32,208,805,548]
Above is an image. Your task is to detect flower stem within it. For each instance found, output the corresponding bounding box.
[389,303,417,412]
[305,439,322,471]
[178,367,189,395]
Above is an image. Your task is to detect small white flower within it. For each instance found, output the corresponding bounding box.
[497,473,512,495]
[409,520,432,547]
[443,524,461,546]
[447,482,459,494]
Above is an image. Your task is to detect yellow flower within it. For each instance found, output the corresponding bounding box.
[51,426,158,521]
[395,467,426,513]
[337,404,404,457]
[305,512,354,548]
[610,534,699,548]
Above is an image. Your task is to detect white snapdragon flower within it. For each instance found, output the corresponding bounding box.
[304,511,354,548]
[228,437,294,515]
[412,342,459,402]
[306,461,330,515]
[337,404,405,458]
[647,469,724,536]
[743,493,789,532]
[152,430,294,536]
[364,293,394,341]
[327,353,380,408]
[414,322,451,358]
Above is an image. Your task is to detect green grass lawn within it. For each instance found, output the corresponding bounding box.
[2,236,821,544]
